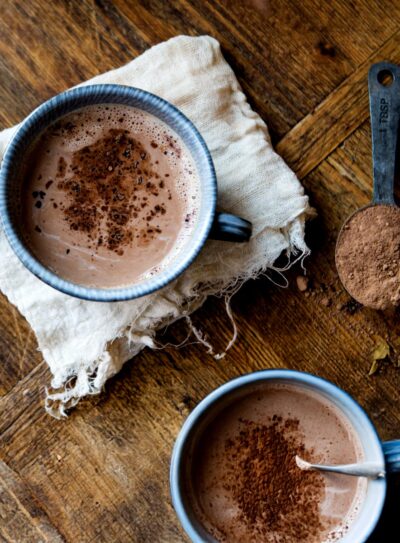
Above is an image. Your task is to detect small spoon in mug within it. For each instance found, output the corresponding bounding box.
[295,455,385,479]
[335,62,400,309]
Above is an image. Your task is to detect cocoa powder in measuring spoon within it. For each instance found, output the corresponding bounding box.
[336,205,400,310]
[336,62,400,309]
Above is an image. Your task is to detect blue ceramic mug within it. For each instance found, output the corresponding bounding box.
[0,85,251,302]
[170,369,400,543]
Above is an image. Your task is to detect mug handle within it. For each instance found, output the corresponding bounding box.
[209,212,252,242]
[382,440,400,472]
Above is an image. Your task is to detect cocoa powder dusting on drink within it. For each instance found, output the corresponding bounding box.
[23,104,200,288]
[336,205,400,310]
[208,416,327,542]
[56,127,170,254]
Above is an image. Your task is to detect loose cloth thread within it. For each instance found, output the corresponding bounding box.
[0,36,312,418]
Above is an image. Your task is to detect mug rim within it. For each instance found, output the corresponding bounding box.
[0,84,217,301]
[170,369,387,543]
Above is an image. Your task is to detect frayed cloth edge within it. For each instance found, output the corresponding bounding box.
[44,243,310,419]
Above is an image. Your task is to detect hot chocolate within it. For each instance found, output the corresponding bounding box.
[187,383,366,543]
[21,104,200,288]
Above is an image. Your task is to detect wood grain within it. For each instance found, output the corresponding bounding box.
[276,29,400,179]
[0,460,65,543]
[1,1,400,541]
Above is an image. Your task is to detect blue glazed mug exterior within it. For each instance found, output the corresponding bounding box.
[0,85,251,302]
[170,369,400,543]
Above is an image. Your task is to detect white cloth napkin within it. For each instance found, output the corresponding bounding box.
[0,36,311,417]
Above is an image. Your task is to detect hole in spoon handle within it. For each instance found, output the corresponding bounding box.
[368,62,400,205]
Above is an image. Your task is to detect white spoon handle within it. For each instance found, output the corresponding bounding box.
[295,455,385,479]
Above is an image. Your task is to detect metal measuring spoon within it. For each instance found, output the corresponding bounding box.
[295,455,385,479]
[335,62,400,309]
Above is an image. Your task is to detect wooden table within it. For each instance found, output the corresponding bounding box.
[1,1,400,541]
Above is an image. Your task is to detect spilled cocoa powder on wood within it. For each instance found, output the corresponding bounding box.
[336,205,400,310]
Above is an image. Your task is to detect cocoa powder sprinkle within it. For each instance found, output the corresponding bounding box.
[220,417,326,542]
[195,415,330,543]
[56,128,170,252]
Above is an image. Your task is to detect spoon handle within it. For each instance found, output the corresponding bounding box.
[296,455,385,479]
[369,62,400,205]
[308,462,384,479]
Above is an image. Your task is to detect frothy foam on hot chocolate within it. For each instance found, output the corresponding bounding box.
[22,104,201,288]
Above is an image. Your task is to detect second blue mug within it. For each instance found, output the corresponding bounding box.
[170,369,400,543]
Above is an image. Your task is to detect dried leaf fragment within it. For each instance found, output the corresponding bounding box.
[369,339,390,375]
